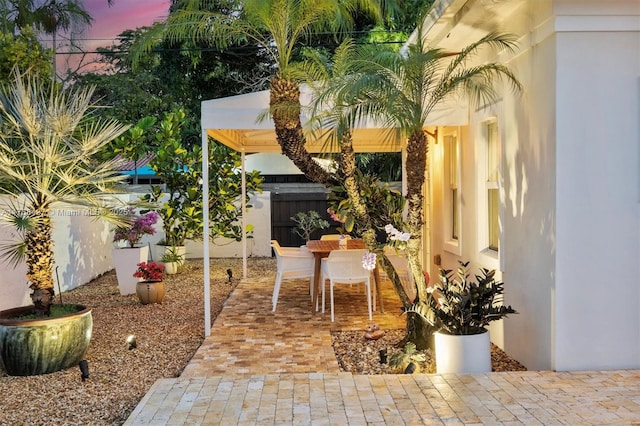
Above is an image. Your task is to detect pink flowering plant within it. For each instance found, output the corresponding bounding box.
[113,209,159,248]
[327,207,349,235]
[133,261,165,281]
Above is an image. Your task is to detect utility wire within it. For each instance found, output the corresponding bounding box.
[56,39,406,55]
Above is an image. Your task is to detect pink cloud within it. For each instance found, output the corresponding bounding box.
[58,0,169,73]
[83,0,170,49]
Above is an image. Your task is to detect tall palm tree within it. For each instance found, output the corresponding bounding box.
[299,40,414,308]
[35,0,92,80]
[132,0,396,186]
[0,69,129,316]
[317,31,521,348]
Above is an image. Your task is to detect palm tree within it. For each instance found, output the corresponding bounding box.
[0,69,129,316]
[0,1,92,79]
[316,30,521,348]
[35,0,92,80]
[132,0,395,186]
[297,40,415,321]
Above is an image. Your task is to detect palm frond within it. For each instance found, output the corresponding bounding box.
[0,69,131,286]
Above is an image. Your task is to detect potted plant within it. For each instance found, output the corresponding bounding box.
[160,246,184,275]
[133,261,165,304]
[0,70,130,376]
[407,261,517,373]
[112,209,159,295]
[290,210,329,244]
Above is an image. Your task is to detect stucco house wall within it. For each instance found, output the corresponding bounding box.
[425,0,640,370]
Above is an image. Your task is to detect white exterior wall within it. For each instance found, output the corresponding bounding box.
[554,29,640,370]
[427,0,640,370]
[500,30,558,371]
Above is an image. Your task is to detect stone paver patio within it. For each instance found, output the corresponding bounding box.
[125,264,640,425]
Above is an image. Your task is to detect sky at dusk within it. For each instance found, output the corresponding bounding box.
[82,0,170,52]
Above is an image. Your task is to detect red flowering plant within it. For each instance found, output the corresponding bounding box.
[133,261,165,282]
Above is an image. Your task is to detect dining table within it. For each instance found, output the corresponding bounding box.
[305,239,384,314]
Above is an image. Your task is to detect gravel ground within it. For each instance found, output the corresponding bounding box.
[0,258,249,426]
[0,257,526,425]
[332,329,527,375]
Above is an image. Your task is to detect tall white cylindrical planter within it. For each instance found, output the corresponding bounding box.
[112,246,149,295]
[434,330,491,374]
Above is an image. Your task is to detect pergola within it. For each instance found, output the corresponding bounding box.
[199,85,468,335]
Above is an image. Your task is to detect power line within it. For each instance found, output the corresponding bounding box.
[45,29,409,44]
[56,40,406,55]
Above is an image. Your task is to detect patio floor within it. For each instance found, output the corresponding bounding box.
[124,264,640,425]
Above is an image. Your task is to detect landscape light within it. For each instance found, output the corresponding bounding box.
[78,360,89,381]
[126,335,137,350]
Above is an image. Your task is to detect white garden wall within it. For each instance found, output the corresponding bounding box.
[0,192,272,312]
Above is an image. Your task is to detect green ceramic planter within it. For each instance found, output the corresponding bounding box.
[0,305,93,376]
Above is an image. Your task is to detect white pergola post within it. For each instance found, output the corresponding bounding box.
[241,149,247,279]
[202,129,211,337]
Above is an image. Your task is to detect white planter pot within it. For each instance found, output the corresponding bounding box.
[154,245,186,263]
[434,330,491,374]
[164,262,178,275]
[112,246,149,295]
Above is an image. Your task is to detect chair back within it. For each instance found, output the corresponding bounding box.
[324,249,369,282]
[271,240,313,273]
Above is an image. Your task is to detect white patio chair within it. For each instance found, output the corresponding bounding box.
[270,240,315,312]
[320,249,372,322]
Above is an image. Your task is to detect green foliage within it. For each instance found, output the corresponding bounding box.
[73,20,271,144]
[142,108,263,246]
[290,210,330,241]
[108,116,157,183]
[1,0,92,36]
[327,171,405,240]
[388,341,426,372]
[207,141,263,242]
[143,109,202,246]
[15,303,80,320]
[160,246,184,264]
[356,153,402,181]
[406,261,518,335]
[0,28,52,82]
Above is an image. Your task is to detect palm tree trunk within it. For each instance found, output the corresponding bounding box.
[339,130,412,306]
[269,76,335,187]
[404,129,428,301]
[26,210,55,316]
[403,129,438,350]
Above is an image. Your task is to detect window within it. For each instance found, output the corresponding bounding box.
[443,132,461,254]
[486,122,500,252]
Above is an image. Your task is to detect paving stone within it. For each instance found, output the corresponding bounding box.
[124,274,640,425]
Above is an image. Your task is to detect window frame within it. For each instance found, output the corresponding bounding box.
[476,118,501,269]
[443,130,462,256]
